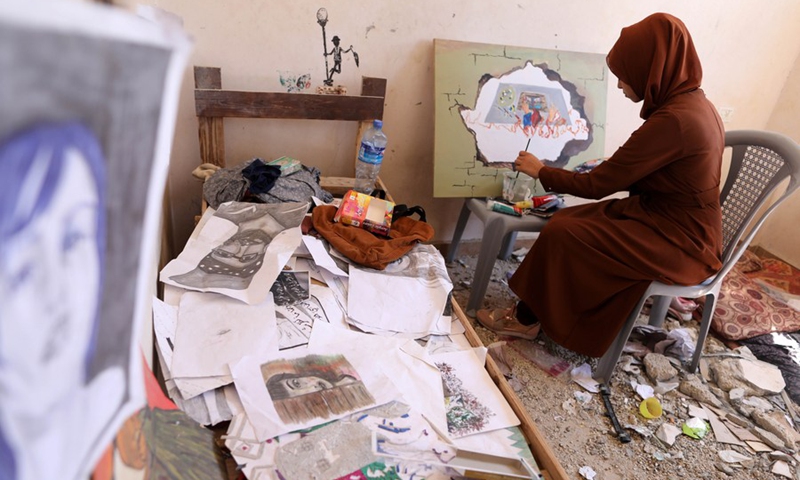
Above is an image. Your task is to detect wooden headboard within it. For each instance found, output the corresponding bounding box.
[193,66,392,200]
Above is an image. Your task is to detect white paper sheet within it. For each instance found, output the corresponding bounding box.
[160,201,307,304]
[347,244,453,337]
[0,3,192,479]
[170,291,279,399]
[275,283,349,349]
[302,235,348,277]
[152,297,178,372]
[430,348,520,438]
[310,322,448,434]
[231,343,401,441]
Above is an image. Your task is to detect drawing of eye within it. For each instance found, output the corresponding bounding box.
[212,248,235,258]
[239,252,260,263]
[63,229,87,253]
[10,262,34,289]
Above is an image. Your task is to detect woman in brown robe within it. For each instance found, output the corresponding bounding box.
[477,12,725,357]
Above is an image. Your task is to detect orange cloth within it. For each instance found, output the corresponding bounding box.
[510,13,724,357]
[312,205,434,270]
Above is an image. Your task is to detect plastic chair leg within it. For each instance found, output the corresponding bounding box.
[465,220,510,316]
[648,295,671,328]
[594,295,650,384]
[690,291,717,373]
[498,231,518,260]
[446,200,472,263]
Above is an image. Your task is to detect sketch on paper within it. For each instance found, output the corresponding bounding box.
[436,361,495,437]
[270,271,310,306]
[0,3,190,478]
[261,354,375,424]
[433,38,608,198]
[161,201,307,306]
[275,291,335,349]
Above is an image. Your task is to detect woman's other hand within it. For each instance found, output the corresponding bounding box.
[514,151,545,178]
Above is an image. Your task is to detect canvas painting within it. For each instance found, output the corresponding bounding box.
[0,3,190,479]
[433,38,608,197]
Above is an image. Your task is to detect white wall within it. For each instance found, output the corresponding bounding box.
[760,51,800,268]
[117,0,800,258]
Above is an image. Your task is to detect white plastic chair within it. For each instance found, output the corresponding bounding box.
[594,130,800,384]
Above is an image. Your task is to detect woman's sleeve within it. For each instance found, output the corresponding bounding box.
[539,112,683,199]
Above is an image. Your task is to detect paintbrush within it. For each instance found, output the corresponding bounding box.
[516,138,532,178]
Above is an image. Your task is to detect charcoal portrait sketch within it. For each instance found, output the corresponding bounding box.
[261,354,375,424]
[162,202,308,300]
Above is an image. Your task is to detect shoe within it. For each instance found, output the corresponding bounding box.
[668,297,698,321]
[476,307,541,340]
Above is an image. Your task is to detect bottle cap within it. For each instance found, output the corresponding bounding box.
[373,119,382,129]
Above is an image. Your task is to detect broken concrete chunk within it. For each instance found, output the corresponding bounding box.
[655,422,682,446]
[742,396,773,412]
[752,410,796,451]
[718,449,751,463]
[753,426,788,452]
[771,460,793,479]
[687,404,708,420]
[644,353,678,382]
[728,387,745,403]
[710,360,743,392]
[678,376,723,408]
[736,358,786,395]
[769,451,795,463]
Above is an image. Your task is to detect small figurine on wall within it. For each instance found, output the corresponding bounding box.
[316,8,359,87]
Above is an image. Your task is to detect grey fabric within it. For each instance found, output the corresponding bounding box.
[203,163,249,209]
[203,159,333,209]
[256,165,334,204]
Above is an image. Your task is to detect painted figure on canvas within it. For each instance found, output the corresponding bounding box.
[262,354,374,424]
[0,123,124,480]
[433,39,608,198]
[463,62,591,169]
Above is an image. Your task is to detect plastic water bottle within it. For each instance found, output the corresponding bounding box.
[355,119,387,195]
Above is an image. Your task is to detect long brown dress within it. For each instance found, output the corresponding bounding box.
[509,13,725,357]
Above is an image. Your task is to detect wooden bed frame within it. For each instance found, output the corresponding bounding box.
[192,66,567,480]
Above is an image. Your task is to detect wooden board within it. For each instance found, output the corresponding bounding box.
[453,299,568,480]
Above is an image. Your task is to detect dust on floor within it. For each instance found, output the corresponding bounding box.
[446,250,800,480]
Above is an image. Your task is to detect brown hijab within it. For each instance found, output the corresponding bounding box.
[606,13,702,120]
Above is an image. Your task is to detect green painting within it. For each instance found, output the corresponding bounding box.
[433,39,608,198]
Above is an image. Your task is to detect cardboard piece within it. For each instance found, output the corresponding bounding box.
[334,190,394,236]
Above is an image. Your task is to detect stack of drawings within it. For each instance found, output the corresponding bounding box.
[154,200,542,479]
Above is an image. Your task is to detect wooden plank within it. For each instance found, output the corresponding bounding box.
[195,90,385,121]
[197,116,225,167]
[361,77,387,99]
[318,176,394,203]
[194,66,221,89]
[453,299,569,480]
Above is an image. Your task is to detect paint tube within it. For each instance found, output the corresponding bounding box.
[514,199,533,210]
[486,199,522,217]
[531,194,558,208]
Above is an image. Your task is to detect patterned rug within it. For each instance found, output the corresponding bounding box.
[710,250,800,342]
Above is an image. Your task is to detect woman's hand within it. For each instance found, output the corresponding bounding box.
[514,151,545,179]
